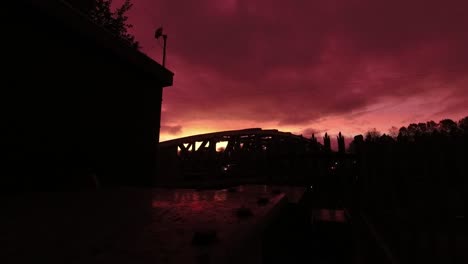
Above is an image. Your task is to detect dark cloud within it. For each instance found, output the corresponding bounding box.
[115,0,468,137]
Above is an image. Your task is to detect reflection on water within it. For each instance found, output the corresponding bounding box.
[214,190,227,202]
[151,185,294,214]
[193,192,200,202]
[313,209,346,223]
[152,189,229,211]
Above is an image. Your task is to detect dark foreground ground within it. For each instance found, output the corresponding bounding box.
[2,182,463,264]
[263,186,394,264]
[265,181,466,264]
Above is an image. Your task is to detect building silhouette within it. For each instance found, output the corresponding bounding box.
[2,1,173,191]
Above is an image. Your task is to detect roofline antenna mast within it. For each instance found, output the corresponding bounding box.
[155,27,168,67]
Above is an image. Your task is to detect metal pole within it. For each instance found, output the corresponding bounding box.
[162,35,167,67]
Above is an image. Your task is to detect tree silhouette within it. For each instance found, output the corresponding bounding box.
[388,126,399,139]
[323,133,331,152]
[459,116,468,132]
[337,132,346,153]
[348,116,467,263]
[88,0,140,49]
[438,119,458,135]
[424,120,437,135]
[364,128,381,142]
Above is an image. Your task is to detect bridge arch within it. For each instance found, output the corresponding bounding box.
[158,128,324,183]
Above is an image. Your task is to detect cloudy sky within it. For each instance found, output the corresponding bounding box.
[115,0,468,141]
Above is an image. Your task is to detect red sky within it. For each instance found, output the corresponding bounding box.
[115,0,468,142]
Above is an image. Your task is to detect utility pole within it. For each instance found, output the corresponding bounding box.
[155,27,168,67]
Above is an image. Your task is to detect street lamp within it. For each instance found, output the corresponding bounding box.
[155,27,168,67]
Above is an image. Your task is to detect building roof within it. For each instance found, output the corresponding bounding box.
[29,0,174,87]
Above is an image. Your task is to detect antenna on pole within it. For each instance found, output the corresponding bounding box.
[155,27,168,67]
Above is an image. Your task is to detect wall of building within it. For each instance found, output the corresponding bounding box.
[1,2,168,192]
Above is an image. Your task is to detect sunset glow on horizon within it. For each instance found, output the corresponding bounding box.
[115,0,468,142]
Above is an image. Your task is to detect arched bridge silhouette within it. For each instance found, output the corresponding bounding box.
[158,128,353,186]
[160,128,321,155]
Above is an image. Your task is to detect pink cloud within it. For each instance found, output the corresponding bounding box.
[160,125,183,135]
[114,0,468,140]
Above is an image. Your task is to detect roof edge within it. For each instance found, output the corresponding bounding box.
[30,0,174,87]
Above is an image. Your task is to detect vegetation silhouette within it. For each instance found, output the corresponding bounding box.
[349,116,467,263]
[66,0,139,48]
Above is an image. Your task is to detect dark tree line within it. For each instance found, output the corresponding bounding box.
[349,116,468,263]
